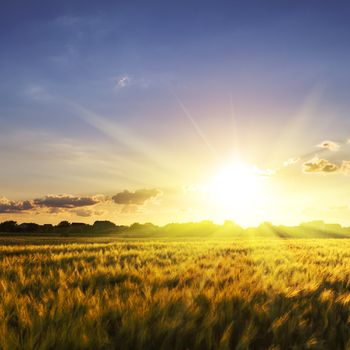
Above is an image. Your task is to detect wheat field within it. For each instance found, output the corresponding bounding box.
[1,238,350,349]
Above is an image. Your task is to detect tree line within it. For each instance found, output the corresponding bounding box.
[0,219,350,238]
[0,220,124,235]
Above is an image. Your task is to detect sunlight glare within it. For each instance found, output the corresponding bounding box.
[210,162,263,209]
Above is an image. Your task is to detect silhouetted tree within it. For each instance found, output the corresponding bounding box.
[93,221,116,232]
[0,221,17,232]
[18,223,40,233]
[42,224,54,233]
[57,221,70,228]
[56,220,71,236]
[70,222,90,233]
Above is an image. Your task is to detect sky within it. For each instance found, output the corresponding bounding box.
[1,0,350,226]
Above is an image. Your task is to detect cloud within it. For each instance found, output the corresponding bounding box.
[121,205,140,214]
[112,188,161,205]
[303,156,339,173]
[302,157,350,175]
[0,193,104,216]
[340,160,350,174]
[0,197,34,213]
[74,209,93,217]
[34,194,100,208]
[116,76,130,88]
[283,157,300,167]
[255,168,276,177]
[317,140,340,152]
[70,208,106,217]
[47,207,63,214]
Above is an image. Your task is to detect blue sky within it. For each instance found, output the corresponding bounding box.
[2,1,350,130]
[1,1,350,225]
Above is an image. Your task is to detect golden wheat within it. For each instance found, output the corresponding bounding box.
[0,238,350,349]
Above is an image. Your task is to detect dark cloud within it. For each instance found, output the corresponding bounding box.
[0,194,103,215]
[0,198,34,213]
[112,188,161,205]
[34,195,100,208]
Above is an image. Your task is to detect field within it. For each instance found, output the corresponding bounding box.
[1,237,350,349]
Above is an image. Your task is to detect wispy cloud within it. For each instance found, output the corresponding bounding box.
[283,157,300,167]
[255,167,276,177]
[116,75,130,88]
[317,140,340,152]
[120,205,140,214]
[284,138,347,171]
[73,208,94,217]
[341,161,350,174]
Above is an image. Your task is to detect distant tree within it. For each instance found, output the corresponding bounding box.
[129,222,142,230]
[56,220,71,236]
[128,222,158,235]
[93,221,116,232]
[57,221,70,228]
[42,224,53,233]
[0,220,18,232]
[18,223,40,233]
[301,220,326,230]
[70,222,90,233]
[221,220,243,237]
[325,223,342,232]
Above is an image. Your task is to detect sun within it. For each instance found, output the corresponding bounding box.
[209,162,263,209]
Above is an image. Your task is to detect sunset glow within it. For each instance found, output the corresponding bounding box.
[0,1,349,228]
[210,162,261,208]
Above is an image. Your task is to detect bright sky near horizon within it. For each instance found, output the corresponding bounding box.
[1,0,350,226]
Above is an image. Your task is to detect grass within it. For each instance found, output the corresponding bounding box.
[1,237,350,349]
